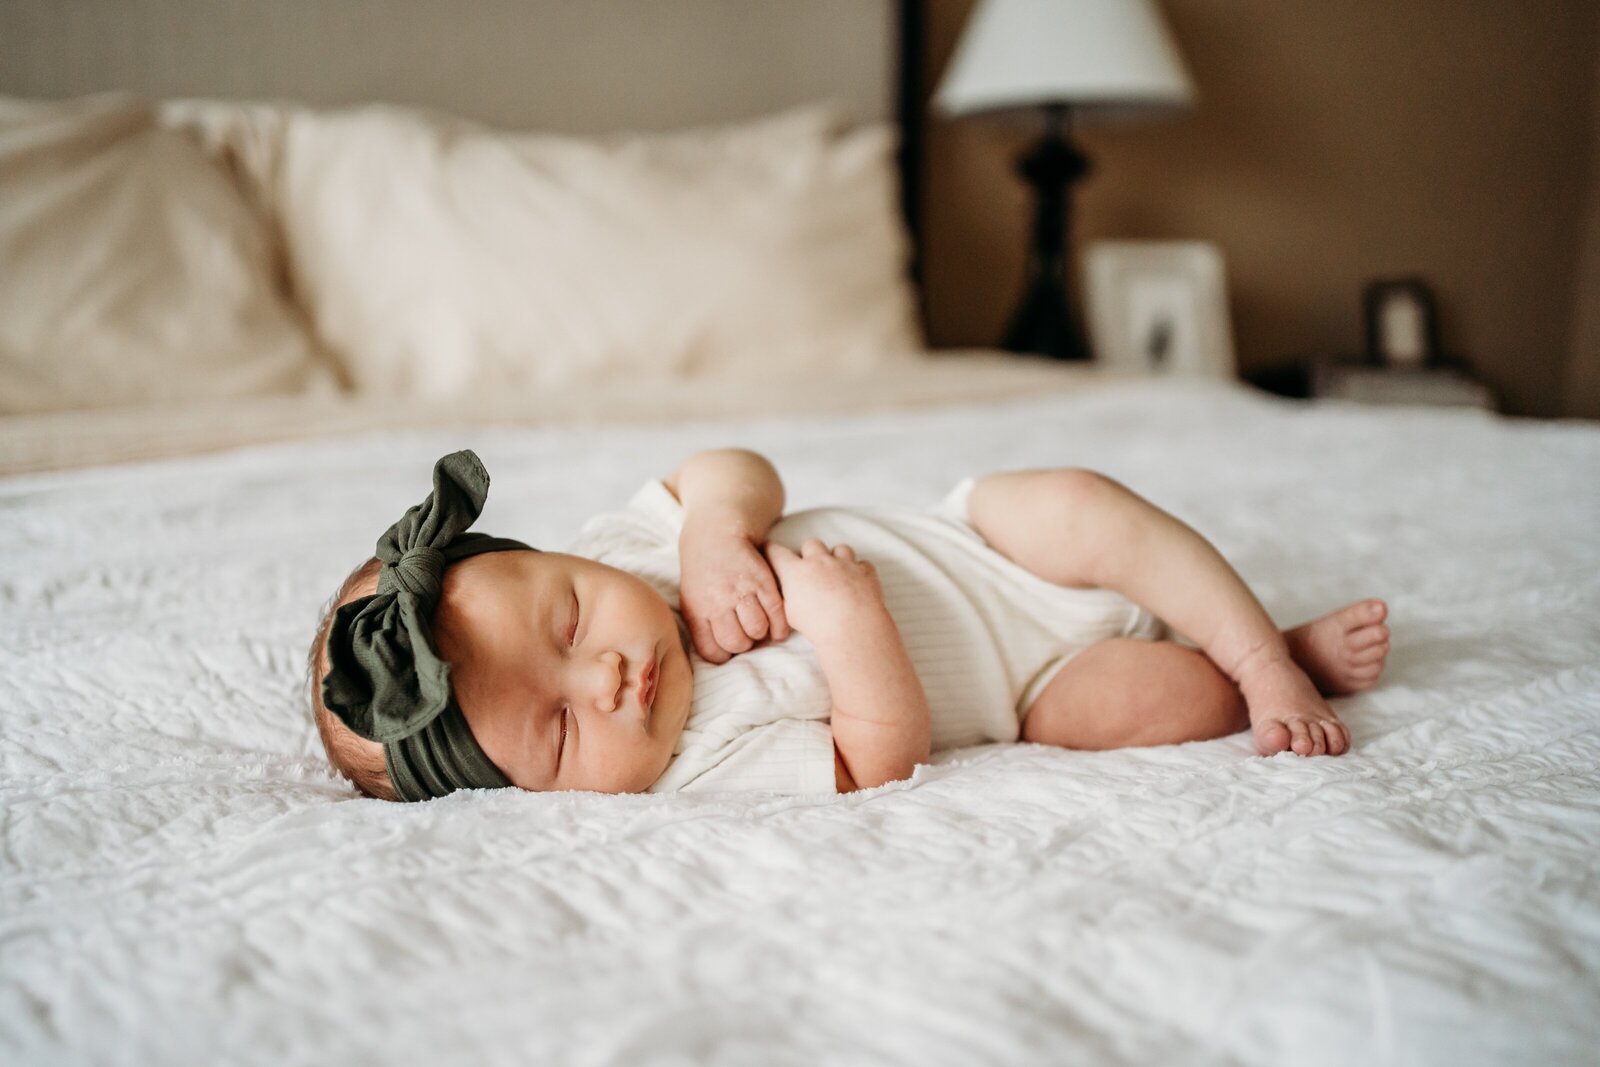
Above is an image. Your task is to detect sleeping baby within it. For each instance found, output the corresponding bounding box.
[310,449,1390,800]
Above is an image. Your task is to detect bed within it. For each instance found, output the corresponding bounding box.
[4,4,1600,1065]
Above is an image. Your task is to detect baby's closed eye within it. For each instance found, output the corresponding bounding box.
[567,592,579,646]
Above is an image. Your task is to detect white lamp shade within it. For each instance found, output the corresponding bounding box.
[934,0,1195,123]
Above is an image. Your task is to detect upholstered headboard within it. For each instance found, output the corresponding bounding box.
[1,0,923,298]
[0,0,897,127]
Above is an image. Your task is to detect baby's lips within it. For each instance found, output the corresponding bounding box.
[638,656,658,710]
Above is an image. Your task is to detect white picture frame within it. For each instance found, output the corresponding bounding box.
[1083,240,1237,378]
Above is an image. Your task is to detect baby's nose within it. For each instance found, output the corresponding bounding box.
[585,650,624,713]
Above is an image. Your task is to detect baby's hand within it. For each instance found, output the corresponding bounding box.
[762,539,885,644]
[679,523,790,664]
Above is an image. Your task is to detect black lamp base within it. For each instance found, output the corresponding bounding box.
[1001,105,1092,362]
[1002,269,1092,362]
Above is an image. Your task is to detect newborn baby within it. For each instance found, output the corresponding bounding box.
[311,449,1389,801]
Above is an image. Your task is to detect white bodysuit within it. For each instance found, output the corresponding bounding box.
[564,479,1168,795]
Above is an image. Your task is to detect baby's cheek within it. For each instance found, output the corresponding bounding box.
[610,743,665,794]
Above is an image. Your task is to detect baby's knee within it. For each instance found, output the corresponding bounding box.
[973,467,1116,525]
[1025,468,1123,525]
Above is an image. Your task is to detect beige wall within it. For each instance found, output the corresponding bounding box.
[921,0,1600,417]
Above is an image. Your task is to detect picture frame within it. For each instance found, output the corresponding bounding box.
[1363,277,1439,369]
[1083,240,1237,378]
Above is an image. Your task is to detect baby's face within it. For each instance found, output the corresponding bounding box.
[433,550,692,793]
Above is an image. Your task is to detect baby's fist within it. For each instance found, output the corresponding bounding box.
[679,523,790,664]
[762,539,885,642]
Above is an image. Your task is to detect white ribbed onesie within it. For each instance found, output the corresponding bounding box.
[564,479,1168,795]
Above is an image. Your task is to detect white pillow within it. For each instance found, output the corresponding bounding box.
[0,95,335,414]
[164,101,926,398]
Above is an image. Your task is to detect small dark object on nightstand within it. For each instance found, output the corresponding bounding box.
[1246,365,1312,399]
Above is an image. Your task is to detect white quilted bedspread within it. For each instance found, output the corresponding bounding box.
[3,378,1598,1066]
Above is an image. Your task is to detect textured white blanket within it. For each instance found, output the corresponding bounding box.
[3,377,1598,1066]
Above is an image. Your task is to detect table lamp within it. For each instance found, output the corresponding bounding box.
[934,0,1195,361]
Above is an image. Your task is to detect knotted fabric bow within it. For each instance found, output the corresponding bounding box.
[321,450,534,801]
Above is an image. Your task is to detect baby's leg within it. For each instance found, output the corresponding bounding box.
[1021,638,1248,750]
[1021,602,1390,753]
[969,469,1375,757]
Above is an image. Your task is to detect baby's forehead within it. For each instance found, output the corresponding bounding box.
[445,549,557,601]
[451,552,625,634]
[433,551,560,659]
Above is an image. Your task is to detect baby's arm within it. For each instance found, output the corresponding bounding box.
[764,539,931,792]
[667,449,790,662]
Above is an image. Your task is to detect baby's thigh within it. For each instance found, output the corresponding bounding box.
[966,468,1114,589]
[1021,638,1246,750]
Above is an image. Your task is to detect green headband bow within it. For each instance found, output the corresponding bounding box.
[320,450,533,801]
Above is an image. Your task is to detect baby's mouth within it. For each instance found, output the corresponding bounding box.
[639,653,658,712]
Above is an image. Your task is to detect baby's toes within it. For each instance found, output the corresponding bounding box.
[1351,642,1389,684]
[1351,667,1381,690]
[1254,718,1292,756]
[1288,718,1316,756]
[1348,623,1390,652]
[1350,641,1389,665]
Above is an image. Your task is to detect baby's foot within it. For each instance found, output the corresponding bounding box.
[1235,644,1351,757]
[1283,599,1390,696]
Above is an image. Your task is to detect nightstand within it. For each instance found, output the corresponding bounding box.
[1309,359,1497,411]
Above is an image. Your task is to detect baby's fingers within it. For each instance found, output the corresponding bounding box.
[763,541,797,571]
[761,586,790,642]
[687,614,731,664]
[734,596,769,641]
[711,611,754,657]
[762,541,803,591]
[744,556,790,642]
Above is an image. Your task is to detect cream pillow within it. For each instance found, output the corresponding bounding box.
[0,95,335,414]
[165,101,926,398]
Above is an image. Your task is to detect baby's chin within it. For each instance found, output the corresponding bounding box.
[662,613,696,733]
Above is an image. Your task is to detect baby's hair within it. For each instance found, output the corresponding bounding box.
[307,556,399,801]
